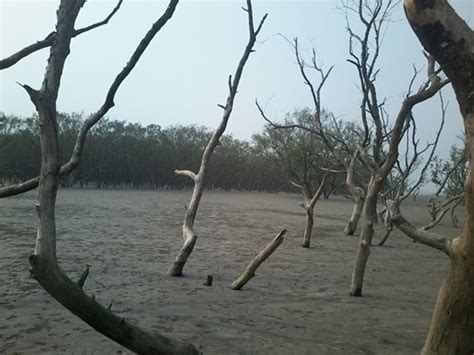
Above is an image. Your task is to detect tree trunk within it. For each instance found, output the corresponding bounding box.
[167,4,267,276]
[231,229,285,290]
[350,176,382,296]
[378,224,393,246]
[302,207,314,248]
[168,234,197,277]
[30,256,199,354]
[420,241,474,354]
[345,197,364,235]
[404,0,474,351]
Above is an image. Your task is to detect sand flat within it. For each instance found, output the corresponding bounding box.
[0,189,454,354]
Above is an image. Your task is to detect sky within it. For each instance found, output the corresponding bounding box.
[1,0,473,159]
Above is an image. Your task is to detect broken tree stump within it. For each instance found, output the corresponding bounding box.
[231,229,286,290]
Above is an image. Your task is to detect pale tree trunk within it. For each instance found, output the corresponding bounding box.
[344,151,366,236]
[168,1,267,276]
[231,229,285,290]
[401,1,474,352]
[350,176,383,296]
[345,196,364,236]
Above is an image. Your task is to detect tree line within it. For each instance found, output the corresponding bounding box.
[0,111,464,197]
[0,112,290,192]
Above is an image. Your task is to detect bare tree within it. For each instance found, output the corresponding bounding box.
[3,0,199,352]
[259,1,448,296]
[337,0,449,297]
[256,38,369,237]
[168,0,267,276]
[391,1,474,352]
[378,94,446,246]
[254,115,333,248]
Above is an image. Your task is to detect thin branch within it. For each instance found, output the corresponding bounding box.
[0,0,123,70]
[0,0,180,198]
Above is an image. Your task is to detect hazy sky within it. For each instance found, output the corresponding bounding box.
[1,0,473,157]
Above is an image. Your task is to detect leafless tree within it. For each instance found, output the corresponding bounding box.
[256,37,369,237]
[2,0,199,352]
[168,0,267,276]
[254,119,334,248]
[291,176,329,247]
[259,1,448,297]
[391,1,474,352]
[378,93,446,246]
[338,0,449,297]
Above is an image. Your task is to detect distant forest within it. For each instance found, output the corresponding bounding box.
[0,112,304,193]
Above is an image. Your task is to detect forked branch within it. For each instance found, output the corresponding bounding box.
[0,0,179,198]
[0,0,123,70]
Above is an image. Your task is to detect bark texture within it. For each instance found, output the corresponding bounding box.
[401,1,474,352]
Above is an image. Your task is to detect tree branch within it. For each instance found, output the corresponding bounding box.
[0,0,179,198]
[0,0,123,70]
[174,169,197,181]
[388,200,452,255]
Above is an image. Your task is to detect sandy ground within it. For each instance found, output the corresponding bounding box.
[0,189,460,354]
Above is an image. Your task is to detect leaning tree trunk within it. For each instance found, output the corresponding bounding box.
[167,1,267,276]
[403,1,474,352]
[350,176,383,296]
[345,196,364,235]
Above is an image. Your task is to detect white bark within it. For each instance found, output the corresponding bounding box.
[231,229,286,290]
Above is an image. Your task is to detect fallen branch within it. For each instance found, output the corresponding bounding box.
[231,229,286,290]
[29,256,199,354]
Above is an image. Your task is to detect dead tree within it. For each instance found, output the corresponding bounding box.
[168,1,267,276]
[231,229,286,290]
[379,94,446,246]
[292,176,328,247]
[256,37,368,236]
[393,1,474,352]
[338,0,449,297]
[255,119,332,248]
[3,0,199,352]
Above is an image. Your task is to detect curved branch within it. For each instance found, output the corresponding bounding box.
[175,169,197,181]
[388,200,452,255]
